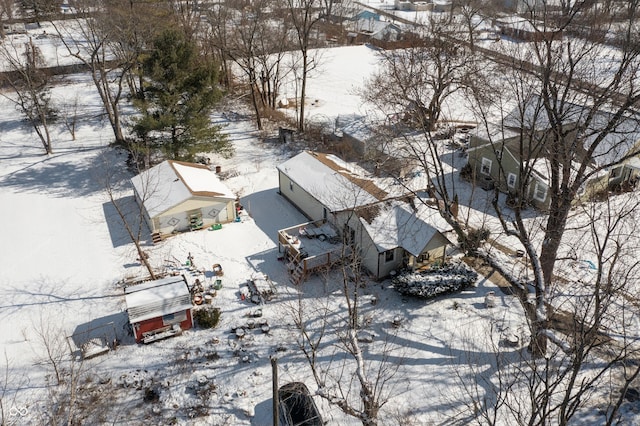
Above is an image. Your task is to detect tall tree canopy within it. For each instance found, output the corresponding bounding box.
[134,28,231,161]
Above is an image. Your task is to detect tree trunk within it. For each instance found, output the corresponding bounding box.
[250,82,263,130]
[298,51,308,132]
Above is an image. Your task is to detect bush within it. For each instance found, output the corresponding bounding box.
[392,262,478,299]
[459,162,473,180]
[460,227,490,255]
[193,307,221,329]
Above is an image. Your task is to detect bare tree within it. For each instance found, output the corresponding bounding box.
[51,0,135,145]
[363,0,640,360]
[363,27,477,131]
[454,0,494,50]
[0,351,18,425]
[203,1,234,89]
[458,192,640,424]
[360,27,483,248]
[31,312,69,386]
[59,93,79,140]
[225,0,291,129]
[99,152,157,280]
[0,0,15,38]
[0,36,56,154]
[357,1,640,421]
[287,268,400,425]
[101,0,170,99]
[283,196,401,425]
[18,0,58,27]
[470,0,640,357]
[284,0,324,132]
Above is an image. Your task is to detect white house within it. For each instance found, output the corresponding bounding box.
[131,160,237,238]
[277,151,386,223]
[277,151,452,280]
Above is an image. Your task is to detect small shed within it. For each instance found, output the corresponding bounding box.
[125,275,193,343]
[131,160,237,238]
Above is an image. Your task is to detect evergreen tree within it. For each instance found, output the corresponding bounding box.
[133,28,231,162]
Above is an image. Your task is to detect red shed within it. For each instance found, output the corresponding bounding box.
[125,275,193,343]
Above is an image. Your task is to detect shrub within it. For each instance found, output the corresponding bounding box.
[460,227,490,255]
[193,307,221,329]
[392,262,478,299]
[459,162,473,180]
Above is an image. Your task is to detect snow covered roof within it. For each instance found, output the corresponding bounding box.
[125,275,192,324]
[471,101,640,168]
[496,16,559,33]
[131,160,236,218]
[340,116,382,142]
[361,200,452,256]
[354,18,400,36]
[469,122,521,145]
[277,151,387,212]
[586,114,640,167]
[502,96,585,131]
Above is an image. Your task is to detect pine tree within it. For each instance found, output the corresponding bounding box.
[133,28,231,162]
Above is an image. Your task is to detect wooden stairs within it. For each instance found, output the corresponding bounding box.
[288,253,306,285]
[151,231,163,244]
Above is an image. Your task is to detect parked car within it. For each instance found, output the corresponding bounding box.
[278,382,323,426]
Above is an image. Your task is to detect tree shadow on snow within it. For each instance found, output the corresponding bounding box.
[436,154,543,220]
[68,311,134,357]
[102,195,153,249]
[0,145,131,198]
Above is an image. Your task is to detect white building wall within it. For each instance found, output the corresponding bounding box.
[278,171,328,221]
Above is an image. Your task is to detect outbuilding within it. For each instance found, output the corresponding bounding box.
[131,160,237,239]
[125,275,193,343]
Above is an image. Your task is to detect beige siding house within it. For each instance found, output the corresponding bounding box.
[131,160,237,238]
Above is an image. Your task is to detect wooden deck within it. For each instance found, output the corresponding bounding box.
[278,220,347,284]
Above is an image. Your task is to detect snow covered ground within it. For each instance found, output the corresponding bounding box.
[1,21,639,423]
[0,61,530,425]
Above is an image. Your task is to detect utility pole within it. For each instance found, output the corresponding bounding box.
[271,356,279,426]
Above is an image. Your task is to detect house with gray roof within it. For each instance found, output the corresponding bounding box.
[277,151,452,280]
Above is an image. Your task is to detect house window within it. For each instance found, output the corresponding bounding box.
[163,311,187,326]
[385,250,395,263]
[507,173,517,188]
[289,181,294,191]
[343,225,356,246]
[481,158,492,175]
[533,182,547,202]
[610,166,623,180]
[323,208,327,221]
